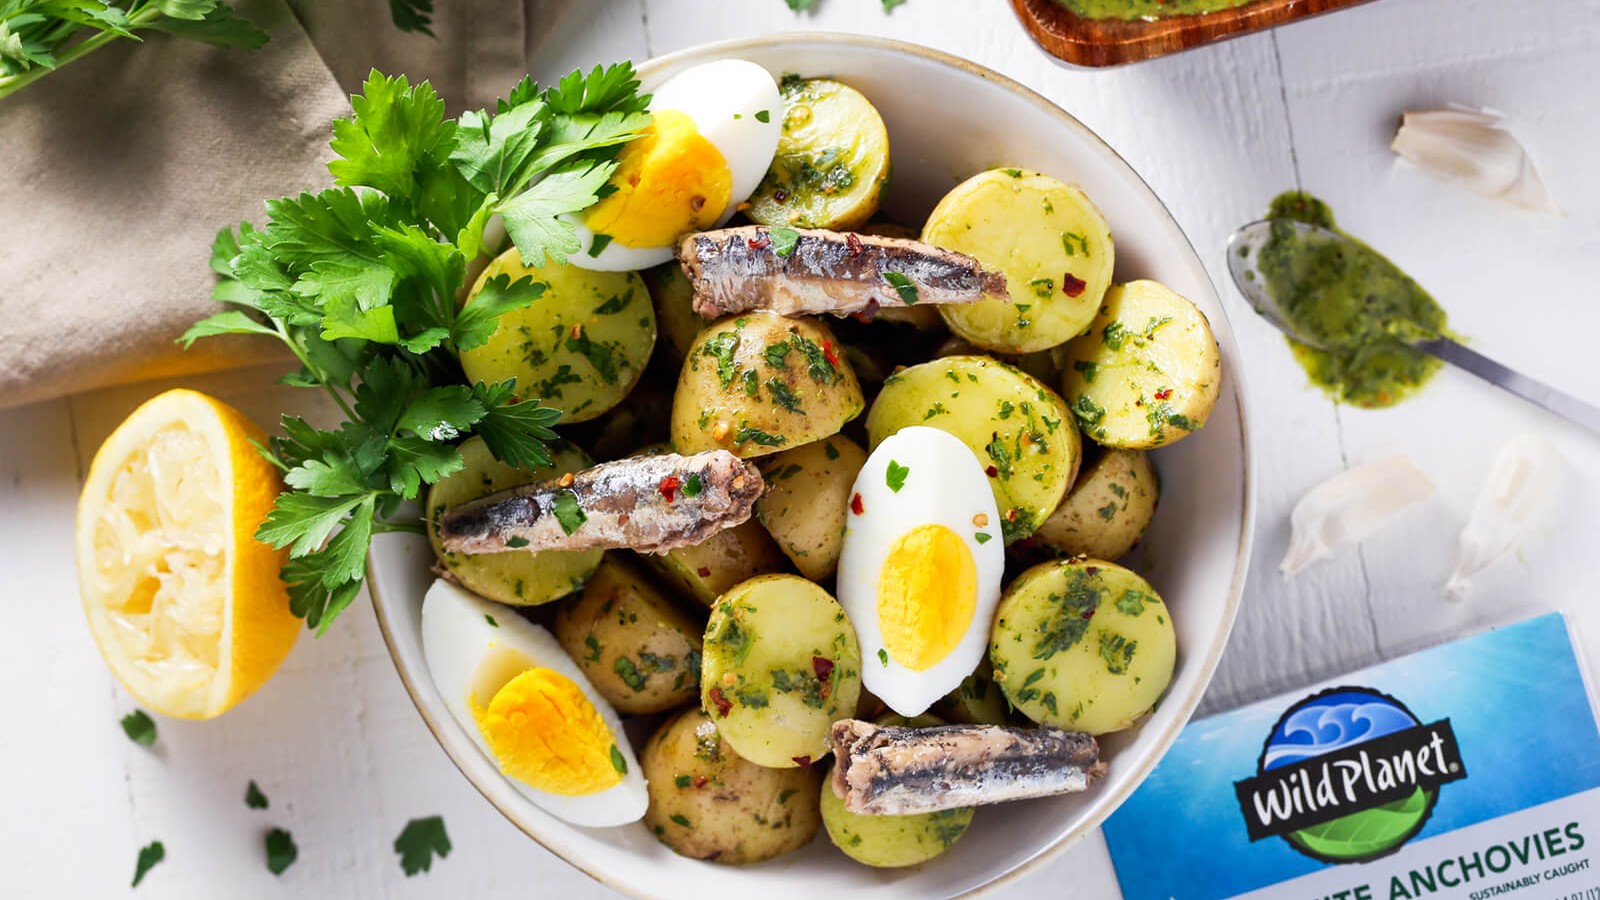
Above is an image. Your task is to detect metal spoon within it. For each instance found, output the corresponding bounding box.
[1226,219,1600,435]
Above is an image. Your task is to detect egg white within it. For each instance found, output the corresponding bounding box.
[420,578,648,827]
[836,427,1007,716]
[568,59,783,272]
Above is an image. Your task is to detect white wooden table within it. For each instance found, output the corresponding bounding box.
[4,1,1598,896]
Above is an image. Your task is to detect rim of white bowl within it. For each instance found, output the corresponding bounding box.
[367,31,1257,900]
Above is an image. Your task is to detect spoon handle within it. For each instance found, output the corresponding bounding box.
[1414,338,1600,436]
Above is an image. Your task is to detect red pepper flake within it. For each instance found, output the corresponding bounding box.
[1085,566,1100,575]
[657,475,682,502]
[849,492,864,515]
[697,566,712,578]
[1061,273,1087,297]
[851,298,880,323]
[792,755,812,767]
[693,775,709,788]
[845,233,864,257]
[774,189,789,204]
[812,656,834,682]
[1005,507,1020,522]
[985,465,999,478]
[1081,607,1096,620]
[747,236,771,250]
[1154,388,1173,401]
[708,687,732,718]
[822,339,840,367]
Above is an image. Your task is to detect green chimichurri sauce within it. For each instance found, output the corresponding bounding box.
[1057,0,1255,21]
[1257,191,1449,408]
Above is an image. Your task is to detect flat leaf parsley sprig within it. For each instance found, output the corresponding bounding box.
[0,0,267,101]
[183,64,653,633]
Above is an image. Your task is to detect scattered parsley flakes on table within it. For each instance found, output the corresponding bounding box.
[131,840,164,888]
[120,709,156,746]
[395,816,452,876]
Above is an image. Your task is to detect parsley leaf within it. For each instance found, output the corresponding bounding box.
[552,490,587,535]
[769,226,801,257]
[883,271,919,305]
[265,827,298,875]
[885,460,910,493]
[500,160,622,268]
[131,840,165,888]
[187,65,649,636]
[121,710,156,747]
[387,0,435,35]
[245,781,269,810]
[395,816,451,876]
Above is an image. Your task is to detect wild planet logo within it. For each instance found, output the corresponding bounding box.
[1234,687,1467,864]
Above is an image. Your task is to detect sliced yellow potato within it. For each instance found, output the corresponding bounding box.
[867,355,1081,542]
[923,168,1114,354]
[1060,280,1222,449]
[460,247,655,424]
[990,558,1175,735]
[747,77,892,231]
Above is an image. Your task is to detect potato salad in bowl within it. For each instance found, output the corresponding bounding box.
[369,34,1253,899]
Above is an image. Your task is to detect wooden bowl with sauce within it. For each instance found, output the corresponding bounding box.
[1012,0,1379,67]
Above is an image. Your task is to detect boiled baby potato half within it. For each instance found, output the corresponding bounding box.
[672,312,864,459]
[643,262,704,367]
[990,558,1175,735]
[867,355,1081,543]
[923,168,1114,355]
[1032,448,1159,561]
[700,574,862,768]
[460,246,656,424]
[746,76,892,232]
[552,554,704,715]
[426,436,600,606]
[1060,279,1222,449]
[642,518,789,608]
[755,434,868,581]
[643,707,822,865]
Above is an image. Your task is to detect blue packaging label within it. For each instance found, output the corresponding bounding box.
[1103,614,1600,900]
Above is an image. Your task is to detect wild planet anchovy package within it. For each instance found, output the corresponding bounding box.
[1103,613,1600,900]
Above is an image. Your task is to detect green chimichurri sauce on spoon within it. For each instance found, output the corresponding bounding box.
[1252,191,1448,408]
[1227,191,1600,434]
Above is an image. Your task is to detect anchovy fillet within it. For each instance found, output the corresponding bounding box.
[436,451,763,555]
[829,719,1106,815]
[678,226,1010,319]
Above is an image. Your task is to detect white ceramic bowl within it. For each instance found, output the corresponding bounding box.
[369,33,1254,900]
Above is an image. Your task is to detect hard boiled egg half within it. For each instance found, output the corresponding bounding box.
[836,427,1006,716]
[421,579,647,827]
[568,59,782,271]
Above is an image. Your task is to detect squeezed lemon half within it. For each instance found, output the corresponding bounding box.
[76,389,298,719]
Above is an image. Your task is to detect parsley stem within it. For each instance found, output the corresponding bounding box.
[0,6,164,102]
[274,323,360,422]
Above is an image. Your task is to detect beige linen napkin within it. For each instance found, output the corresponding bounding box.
[0,0,564,411]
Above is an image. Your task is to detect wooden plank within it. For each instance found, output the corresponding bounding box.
[1010,0,1376,68]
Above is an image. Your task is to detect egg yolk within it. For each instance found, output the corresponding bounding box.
[877,524,978,671]
[472,667,623,796]
[583,109,732,249]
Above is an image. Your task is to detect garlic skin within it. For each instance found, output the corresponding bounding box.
[1391,108,1557,214]
[1282,456,1436,576]
[1445,434,1563,600]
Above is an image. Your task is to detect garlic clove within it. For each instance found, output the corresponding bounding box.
[1445,434,1563,600]
[1391,108,1557,214]
[1282,456,1436,576]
